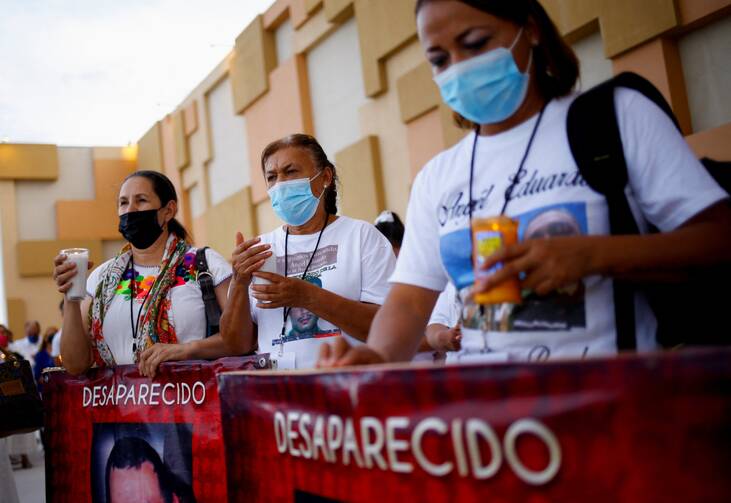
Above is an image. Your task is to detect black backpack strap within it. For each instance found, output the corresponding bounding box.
[195,247,222,337]
[566,72,670,351]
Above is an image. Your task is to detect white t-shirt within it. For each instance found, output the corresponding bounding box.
[50,330,62,358]
[251,216,396,369]
[428,283,460,328]
[86,248,232,365]
[393,89,728,362]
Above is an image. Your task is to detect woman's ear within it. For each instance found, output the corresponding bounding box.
[526,18,540,47]
[160,200,178,227]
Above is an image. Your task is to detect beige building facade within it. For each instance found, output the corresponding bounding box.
[1,0,730,337]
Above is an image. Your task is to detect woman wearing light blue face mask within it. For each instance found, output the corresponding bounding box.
[319,0,731,368]
[219,134,396,369]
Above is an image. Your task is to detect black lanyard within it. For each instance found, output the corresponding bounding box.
[468,104,547,223]
[466,104,547,305]
[128,257,154,354]
[279,214,329,351]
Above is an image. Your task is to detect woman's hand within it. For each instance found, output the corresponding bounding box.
[317,337,386,368]
[53,254,94,296]
[231,232,271,286]
[138,343,191,379]
[476,236,600,297]
[250,272,317,309]
[426,324,462,352]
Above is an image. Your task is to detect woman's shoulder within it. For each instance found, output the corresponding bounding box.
[86,256,119,294]
[330,215,376,234]
[257,226,283,244]
[88,257,117,281]
[185,246,232,284]
[185,245,227,262]
[334,216,393,245]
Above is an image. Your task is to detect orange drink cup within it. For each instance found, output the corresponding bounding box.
[472,216,522,305]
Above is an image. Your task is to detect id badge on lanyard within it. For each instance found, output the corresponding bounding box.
[275,215,329,372]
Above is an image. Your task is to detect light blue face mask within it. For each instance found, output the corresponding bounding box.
[268,171,325,226]
[434,28,532,125]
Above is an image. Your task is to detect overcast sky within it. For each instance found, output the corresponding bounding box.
[0,0,274,146]
[0,1,274,323]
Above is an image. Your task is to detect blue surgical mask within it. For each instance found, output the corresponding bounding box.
[268,171,325,226]
[434,28,531,125]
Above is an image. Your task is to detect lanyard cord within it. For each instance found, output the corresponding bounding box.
[128,256,154,355]
[279,214,330,351]
[468,103,547,223]
[467,104,547,316]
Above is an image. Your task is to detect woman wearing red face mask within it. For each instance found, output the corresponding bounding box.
[53,171,235,377]
[319,0,731,367]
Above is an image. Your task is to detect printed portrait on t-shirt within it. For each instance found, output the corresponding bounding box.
[440,202,588,333]
[271,246,341,345]
[511,202,588,331]
[284,276,339,342]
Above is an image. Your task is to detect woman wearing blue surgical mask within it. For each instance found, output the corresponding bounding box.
[319,0,731,367]
[220,134,396,369]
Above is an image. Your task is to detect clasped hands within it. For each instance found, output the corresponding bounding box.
[231,232,317,309]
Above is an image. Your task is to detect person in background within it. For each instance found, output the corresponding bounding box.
[374,211,405,257]
[374,210,461,362]
[321,0,731,367]
[1,330,21,361]
[51,299,64,365]
[0,435,20,503]
[9,321,41,371]
[43,326,58,343]
[220,134,396,370]
[425,282,463,362]
[52,170,234,377]
[33,328,57,387]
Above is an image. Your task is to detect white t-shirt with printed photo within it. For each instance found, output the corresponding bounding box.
[251,216,396,369]
[86,247,232,365]
[392,89,728,362]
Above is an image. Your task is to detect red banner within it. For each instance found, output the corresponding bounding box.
[219,349,731,502]
[42,355,269,503]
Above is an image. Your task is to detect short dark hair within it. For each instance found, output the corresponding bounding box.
[123,170,190,242]
[416,0,579,128]
[374,211,405,248]
[105,437,172,503]
[261,134,339,215]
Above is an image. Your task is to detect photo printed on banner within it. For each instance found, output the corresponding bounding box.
[91,422,196,503]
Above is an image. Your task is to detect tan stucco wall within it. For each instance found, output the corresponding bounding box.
[140,0,731,254]
[1,146,136,335]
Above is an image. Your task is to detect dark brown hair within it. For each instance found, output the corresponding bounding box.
[123,170,190,242]
[261,134,339,215]
[416,0,579,127]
